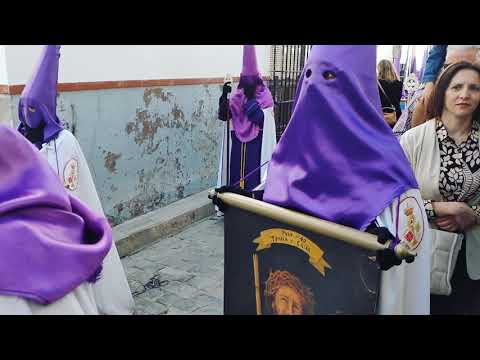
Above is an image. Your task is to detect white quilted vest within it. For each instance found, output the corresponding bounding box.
[401,120,480,295]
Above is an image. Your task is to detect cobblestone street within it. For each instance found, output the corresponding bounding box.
[121,215,224,315]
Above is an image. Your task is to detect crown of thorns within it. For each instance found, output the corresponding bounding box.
[264,270,315,308]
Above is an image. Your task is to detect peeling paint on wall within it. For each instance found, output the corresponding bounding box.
[9,83,225,226]
[125,89,195,157]
[176,185,185,199]
[143,87,173,108]
[103,150,122,174]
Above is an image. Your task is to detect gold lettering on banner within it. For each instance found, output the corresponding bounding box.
[253,229,332,276]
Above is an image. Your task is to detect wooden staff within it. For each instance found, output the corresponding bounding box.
[209,190,416,260]
[252,253,262,315]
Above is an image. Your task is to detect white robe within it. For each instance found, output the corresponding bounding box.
[37,129,134,315]
[0,283,99,315]
[216,107,277,190]
[376,188,431,315]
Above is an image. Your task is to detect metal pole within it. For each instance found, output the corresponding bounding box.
[226,111,230,186]
[224,74,233,186]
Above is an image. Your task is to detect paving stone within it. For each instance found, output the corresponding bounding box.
[157,257,199,272]
[131,257,165,274]
[185,274,219,291]
[202,282,224,301]
[134,295,168,315]
[166,307,190,315]
[126,268,153,284]
[156,267,195,282]
[120,255,138,269]
[122,215,224,315]
[190,306,223,315]
[188,291,223,311]
[154,291,199,313]
[160,281,199,299]
[135,288,168,303]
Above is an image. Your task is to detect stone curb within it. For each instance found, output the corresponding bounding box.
[113,189,214,258]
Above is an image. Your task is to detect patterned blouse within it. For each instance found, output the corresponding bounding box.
[424,119,480,220]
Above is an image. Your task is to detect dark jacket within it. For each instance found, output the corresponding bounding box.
[378,79,403,120]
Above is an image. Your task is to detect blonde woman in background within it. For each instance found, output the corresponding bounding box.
[378,59,403,122]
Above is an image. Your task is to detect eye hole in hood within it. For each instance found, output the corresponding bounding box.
[322,70,336,80]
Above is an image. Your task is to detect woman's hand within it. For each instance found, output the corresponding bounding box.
[222,82,232,97]
[435,216,460,232]
[433,202,478,231]
[422,82,435,105]
[454,204,478,230]
[433,201,461,216]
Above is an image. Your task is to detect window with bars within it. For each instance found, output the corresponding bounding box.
[268,45,312,140]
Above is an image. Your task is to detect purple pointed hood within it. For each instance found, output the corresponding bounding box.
[419,47,429,81]
[229,45,274,143]
[18,45,64,146]
[392,45,402,79]
[242,44,260,76]
[393,57,401,78]
[409,53,417,77]
[263,45,418,230]
[0,125,111,305]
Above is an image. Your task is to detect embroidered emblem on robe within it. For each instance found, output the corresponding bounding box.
[63,158,79,191]
[398,196,425,251]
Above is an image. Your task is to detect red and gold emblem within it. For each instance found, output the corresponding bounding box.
[398,196,425,251]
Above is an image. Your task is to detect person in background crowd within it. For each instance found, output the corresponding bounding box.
[394,45,480,137]
[378,59,403,123]
[401,62,480,314]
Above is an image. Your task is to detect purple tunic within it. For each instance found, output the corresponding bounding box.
[229,130,263,190]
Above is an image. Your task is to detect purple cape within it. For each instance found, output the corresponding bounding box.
[263,45,418,230]
[229,45,274,143]
[0,125,111,305]
[18,45,64,144]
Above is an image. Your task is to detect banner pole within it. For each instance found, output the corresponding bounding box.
[210,191,416,260]
[252,253,262,315]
